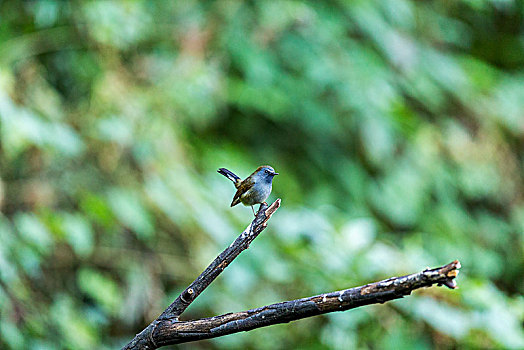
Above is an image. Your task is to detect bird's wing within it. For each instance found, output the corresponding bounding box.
[231,176,255,207]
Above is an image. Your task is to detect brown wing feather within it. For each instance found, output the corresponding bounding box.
[231,176,255,207]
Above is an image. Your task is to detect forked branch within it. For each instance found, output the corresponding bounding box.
[123,200,281,350]
[122,200,460,349]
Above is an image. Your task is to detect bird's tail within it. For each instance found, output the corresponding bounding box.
[217,168,242,188]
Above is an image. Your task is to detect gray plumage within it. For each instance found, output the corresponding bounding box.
[218,165,278,214]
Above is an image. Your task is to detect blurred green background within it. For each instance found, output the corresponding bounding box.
[1,1,523,349]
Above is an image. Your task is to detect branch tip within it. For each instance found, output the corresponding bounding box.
[438,260,461,289]
[442,279,458,289]
[262,198,281,226]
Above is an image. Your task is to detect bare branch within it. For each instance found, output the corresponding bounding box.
[125,260,460,348]
[122,199,281,350]
[122,199,460,350]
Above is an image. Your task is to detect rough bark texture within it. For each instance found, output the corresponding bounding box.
[122,200,460,349]
[161,199,281,320]
[122,199,282,350]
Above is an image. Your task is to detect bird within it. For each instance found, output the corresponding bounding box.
[218,165,278,215]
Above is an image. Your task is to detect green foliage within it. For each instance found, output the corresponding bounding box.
[1,0,523,349]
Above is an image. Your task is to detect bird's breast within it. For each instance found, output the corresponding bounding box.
[240,182,272,206]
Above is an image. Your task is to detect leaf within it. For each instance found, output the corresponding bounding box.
[14,213,52,254]
[107,189,153,240]
[77,268,122,314]
[61,213,94,257]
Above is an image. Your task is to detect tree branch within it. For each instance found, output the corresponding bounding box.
[122,200,461,349]
[122,199,282,350]
[154,260,460,346]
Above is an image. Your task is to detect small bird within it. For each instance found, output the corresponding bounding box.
[218,165,278,215]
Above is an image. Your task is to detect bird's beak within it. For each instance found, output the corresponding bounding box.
[273,172,279,175]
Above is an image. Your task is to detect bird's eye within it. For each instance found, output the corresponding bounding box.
[265,169,269,174]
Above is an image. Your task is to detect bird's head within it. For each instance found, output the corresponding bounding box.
[254,165,278,182]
